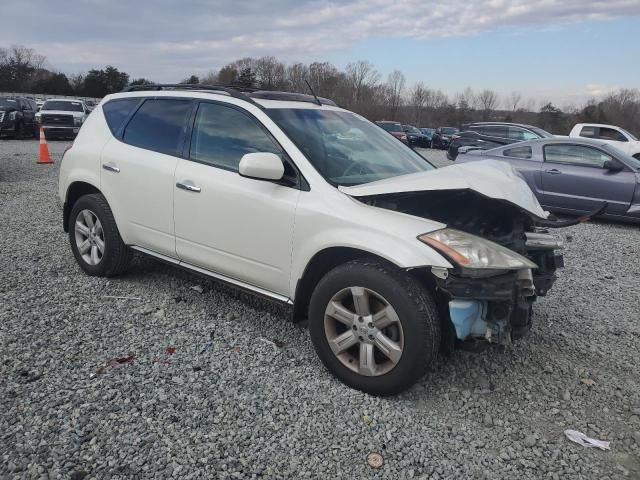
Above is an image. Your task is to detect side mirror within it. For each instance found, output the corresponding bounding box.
[239,152,284,181]
[603,160,624,172]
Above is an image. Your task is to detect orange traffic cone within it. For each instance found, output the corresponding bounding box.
[37,127,53,164]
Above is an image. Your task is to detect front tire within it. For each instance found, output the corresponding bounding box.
[68,193,131,277]
[308,259,441,396]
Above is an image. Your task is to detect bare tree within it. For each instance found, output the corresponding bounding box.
[0,45,46,91]
[409,82,429,125]
[255,56,286,90]
[345,60,380,104]
[476,89,499,120]
[200,70,219,85]
[386,70,405,120]
[509,91,522,111]
[307,62,340,98]
[286,62,308,93]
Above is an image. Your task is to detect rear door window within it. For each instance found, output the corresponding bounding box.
[508,127,538,141]
[598,127,627,142]
[123,99,193,156]
[503,146,532,159]
[483,125,508,138]
[103,98,141,135]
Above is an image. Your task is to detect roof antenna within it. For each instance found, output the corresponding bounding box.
[304,80,322,106]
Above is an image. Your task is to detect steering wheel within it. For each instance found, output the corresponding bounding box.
[343,160,373,177]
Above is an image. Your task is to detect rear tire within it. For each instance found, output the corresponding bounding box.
[633,153,640,161]
[68,193,131,277]
[14,121,25,139]
[308,259,441,396]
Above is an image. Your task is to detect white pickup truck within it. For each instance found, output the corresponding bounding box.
[569,123,640,159]
[35,98,90,139]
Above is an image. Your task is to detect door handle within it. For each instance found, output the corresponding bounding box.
[176,181,201,193]
[102,164,120,173]
[543,169,561,174]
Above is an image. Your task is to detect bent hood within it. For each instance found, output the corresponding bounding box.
[339,160,549,219]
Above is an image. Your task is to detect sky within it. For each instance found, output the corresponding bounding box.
[2,0,640,106]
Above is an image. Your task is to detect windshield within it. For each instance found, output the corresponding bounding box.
[268,109,433,186]
[42,100,84,112]
[404,126,421,134]
[603,144,640,170]
[619,127,638,141]
[0,97,18,109]
[440,127,458,135]
[378,122,402,133]
[420,128,434,134]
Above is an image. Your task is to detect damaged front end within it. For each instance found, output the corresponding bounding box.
[359,189,567,347]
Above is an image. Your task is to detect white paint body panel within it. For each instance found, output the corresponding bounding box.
[59,89,544,302]
[174,159,300,296]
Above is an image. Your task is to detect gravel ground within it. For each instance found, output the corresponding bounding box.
[1,139,639,479]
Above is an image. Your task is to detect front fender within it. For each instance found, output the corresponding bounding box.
[289,227,452,298]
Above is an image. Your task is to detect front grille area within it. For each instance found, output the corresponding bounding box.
[41,114,74,126]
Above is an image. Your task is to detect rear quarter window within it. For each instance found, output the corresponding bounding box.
[102,98,141,135]
[579,126,596,138]
[503,146,532,159]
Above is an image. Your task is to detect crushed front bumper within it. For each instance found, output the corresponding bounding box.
[434,230,564,346]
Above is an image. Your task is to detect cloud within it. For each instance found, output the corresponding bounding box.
[1,0,639,81]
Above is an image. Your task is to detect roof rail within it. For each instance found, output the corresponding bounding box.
[248,90,337,106]
[121,84,339,108]
[120,84,264,109]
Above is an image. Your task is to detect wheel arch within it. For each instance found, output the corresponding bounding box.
[293,247,410,322]
[63,181,102,232]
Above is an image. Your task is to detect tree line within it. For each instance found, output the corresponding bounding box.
[1,45,638,136]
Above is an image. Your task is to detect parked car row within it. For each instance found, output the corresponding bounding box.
[447,122,554,160]
[0,96,91,139]
[0,96,38,138]
[375,121,461,150]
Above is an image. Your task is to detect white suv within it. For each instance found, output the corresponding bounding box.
[36,98,91,139]
[59,84,565,395]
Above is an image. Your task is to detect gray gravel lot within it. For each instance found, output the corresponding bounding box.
[1,139,639,479]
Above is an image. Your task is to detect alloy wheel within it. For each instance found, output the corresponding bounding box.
[74,209,105,266]
[324,286,404,377]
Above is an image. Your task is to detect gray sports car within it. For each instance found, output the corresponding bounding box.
[456,137,640,223]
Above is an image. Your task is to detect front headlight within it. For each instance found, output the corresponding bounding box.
[418,228,537,270]
[9,111,17,121]
[74,116,83,126]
